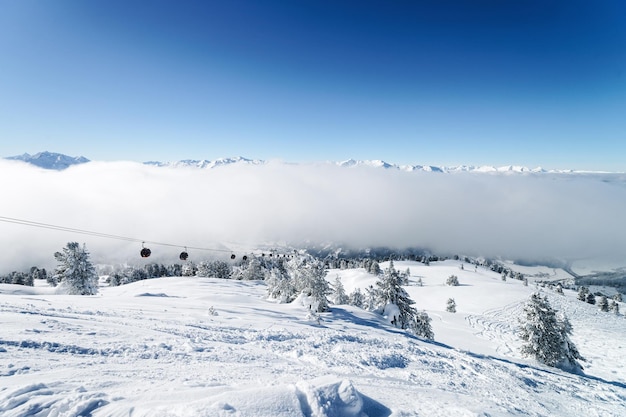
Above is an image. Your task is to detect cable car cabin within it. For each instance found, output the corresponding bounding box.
[140,248,151,258]
[230,254,236,260]
[242,255,248,261]
[179,251,188,261]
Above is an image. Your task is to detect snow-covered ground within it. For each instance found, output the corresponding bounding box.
[1,260,625,416]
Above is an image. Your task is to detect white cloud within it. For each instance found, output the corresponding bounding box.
[1,159,625,273]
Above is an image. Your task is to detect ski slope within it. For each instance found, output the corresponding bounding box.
[1,260,625,416]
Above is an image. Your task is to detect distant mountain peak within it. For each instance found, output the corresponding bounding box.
[5,151,90,170]
[143,156,264,169]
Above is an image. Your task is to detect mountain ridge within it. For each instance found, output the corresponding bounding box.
[4,151,620,174]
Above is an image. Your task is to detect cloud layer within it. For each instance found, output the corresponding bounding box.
[1,159,625,273]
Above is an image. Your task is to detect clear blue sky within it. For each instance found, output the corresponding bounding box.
[1,0,625,170]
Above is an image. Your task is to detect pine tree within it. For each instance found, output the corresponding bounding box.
[363,285,380,311]
[368,261,381,275]
[348,288,364,308]
[609,300,620,315]
[577,286,589,302]
[518,293,584,372]
[598,295,609,312]
[613,293,623,302]
[586,293,596,305]
[285,255,330,312]
[53,242,98,295]
[265,268,297,303]
[411,311,434,340]
[376,261,418,330]
[446,298,456,313]
[332,275,349,305]
[240,257,265,280]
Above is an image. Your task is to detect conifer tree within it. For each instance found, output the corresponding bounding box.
[446,298,456,313]
[363,285,380,311]
[285,255,330,312]
[578,286,589,302]
[518,293,584,372]
[265,267,297,302]
[376,261,419,330]
[240,257,265,280]
[598,295,609,312]
[411,311,434,340]
[332,275,349,305]
[348,288,364,308]
[368,261,381,276]
[53,242,98,295]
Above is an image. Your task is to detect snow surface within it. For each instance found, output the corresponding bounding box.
[1,260,625,416]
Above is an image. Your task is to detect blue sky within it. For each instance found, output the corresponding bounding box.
[1,0,625,170]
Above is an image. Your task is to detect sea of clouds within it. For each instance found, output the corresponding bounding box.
[1,159,625,273]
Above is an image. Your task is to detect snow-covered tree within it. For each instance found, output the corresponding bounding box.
[577,286,589,302]
[348,288,364,308]
[363,285,380,311]
[609,300,620,315]
[376,261,418,330]
[446,275,459,286]
[332,275,349,305]
[518,293,584,372]
[586,293,596,305]
[368,261,381,275]
[196,260,231,279]
[240,257,266,281]
[53,242,98,295]
[265,267,297,303]
[446,298,456,313]
[285,255,330,312]
[182,262,197,277]
[598,295,609,312]
[613,293,623,302]
[411,311,434,340]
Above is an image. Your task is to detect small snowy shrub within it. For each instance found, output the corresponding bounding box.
[446,298,456,313]
[446,275,459,286]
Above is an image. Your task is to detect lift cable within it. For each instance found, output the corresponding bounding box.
[0,215,235,254]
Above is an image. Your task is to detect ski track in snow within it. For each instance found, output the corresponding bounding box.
[466,301,526,356]
[1,266,626,416]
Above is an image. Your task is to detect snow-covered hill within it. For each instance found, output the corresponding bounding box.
[1,260,625,416]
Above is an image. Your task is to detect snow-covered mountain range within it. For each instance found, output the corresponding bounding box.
[3,151,617,174]
[5,151,90,170]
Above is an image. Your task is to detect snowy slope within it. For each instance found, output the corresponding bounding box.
[1,260,625,416]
